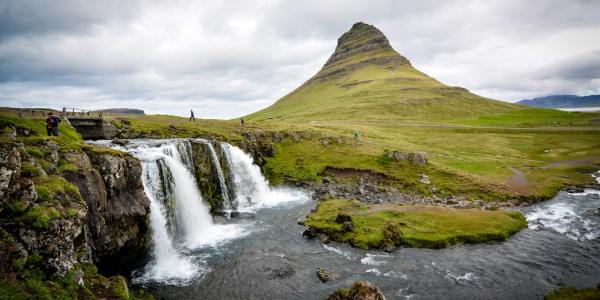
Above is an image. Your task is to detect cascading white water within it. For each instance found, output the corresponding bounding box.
[128,140,246,284]
[138,159,196,283]
[93,138,308,285]
[220,143,308,211]
[176,141,195,173]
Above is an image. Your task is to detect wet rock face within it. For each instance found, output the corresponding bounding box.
[75,150,151,272]
[190,140,230,214]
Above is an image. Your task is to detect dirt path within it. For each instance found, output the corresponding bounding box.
[507,167,530,194]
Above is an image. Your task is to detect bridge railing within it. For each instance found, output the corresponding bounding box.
[62,107,104,119]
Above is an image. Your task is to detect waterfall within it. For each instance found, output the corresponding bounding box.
[176,141,195,173]
[205,142,232,211]
[138,157,196,283]
[127,140,245,284]
[95,138,309,285]
[220,143,308,211]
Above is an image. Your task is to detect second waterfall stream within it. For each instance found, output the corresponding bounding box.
[100,139,309,285]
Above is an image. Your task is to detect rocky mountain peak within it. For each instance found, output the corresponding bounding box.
[324,22,394,67]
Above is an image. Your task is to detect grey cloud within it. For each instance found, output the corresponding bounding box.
[0,0,141,40]
[0,0,599,117]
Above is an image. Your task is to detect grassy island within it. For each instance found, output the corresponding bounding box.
[304,199,527,249]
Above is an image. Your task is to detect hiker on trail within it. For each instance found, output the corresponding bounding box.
[45,112,61,136]
[241,117,245,127]
[354,129,359,145]
[190,109,195,122]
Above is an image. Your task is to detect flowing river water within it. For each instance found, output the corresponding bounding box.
[94,139,600,299]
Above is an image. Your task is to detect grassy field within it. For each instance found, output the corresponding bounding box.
[304,199,527,249]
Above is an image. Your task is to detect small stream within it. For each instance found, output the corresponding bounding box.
[94,140,600,299]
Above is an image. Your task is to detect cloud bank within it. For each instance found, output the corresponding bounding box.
[0,0,599,118]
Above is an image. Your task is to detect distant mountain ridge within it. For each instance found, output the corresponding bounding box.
[246,22,521,122]
[517,95,600,108]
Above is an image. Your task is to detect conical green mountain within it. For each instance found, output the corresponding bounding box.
[246,22,520,123]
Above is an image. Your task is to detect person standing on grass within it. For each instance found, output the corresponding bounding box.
[45,112,61,136]
[190,109,196,122]
[354,129,359,145]
[241,117,245,127]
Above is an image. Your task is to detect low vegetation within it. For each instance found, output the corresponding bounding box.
[305,199,527,249]
[0,263,153,300]
[545,284,600,300]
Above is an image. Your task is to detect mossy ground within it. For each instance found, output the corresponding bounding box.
[545,284,600,300]
[0,263,154,300]
[305,199,527,249]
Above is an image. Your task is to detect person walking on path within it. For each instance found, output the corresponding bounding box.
[190,109,196,122]
[354,129,359,145]
[45,112,61,136]
[240,117,245,127]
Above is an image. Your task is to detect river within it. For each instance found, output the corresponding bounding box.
[95,139,600,299]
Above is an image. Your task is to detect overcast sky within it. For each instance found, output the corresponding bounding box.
[1,0,599,118]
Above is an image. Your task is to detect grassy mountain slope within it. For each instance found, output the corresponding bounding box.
[241,22,600,200]
[246,22,522,123]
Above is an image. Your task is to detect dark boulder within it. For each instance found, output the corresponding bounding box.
[316,267,330,282]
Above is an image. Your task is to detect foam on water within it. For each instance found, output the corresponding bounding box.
[365,268,382,276]
[526,190,600,241]
[323,244,352,260]
[444,271,477,282]
[360,253,390,266]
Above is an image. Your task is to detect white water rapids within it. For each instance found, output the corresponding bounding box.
[106,139,308,285]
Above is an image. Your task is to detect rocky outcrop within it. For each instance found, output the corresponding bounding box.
[311,22,410,83]
[383,150,428,166]
[0,124,150,277]
[0,127,91,275]
[327,280,387,300]
[65,148,150,273]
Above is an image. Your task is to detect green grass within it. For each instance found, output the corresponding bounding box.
[20,205,61,230]
[34,175,82,203]
[453,108,599,127]
[82,144,128,157]
[0,262,154,300]
[546,285,600,300]
[305,199,527,249]
[0,109,84,150]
